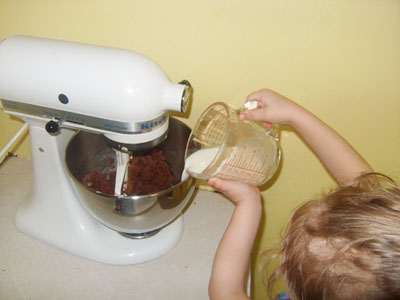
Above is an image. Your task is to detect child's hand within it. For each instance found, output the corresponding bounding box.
[239,88,300,127]
[208,178,261,206]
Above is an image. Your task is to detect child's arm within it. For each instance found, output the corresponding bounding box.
[240,89,373,184]
[208,178,262,300]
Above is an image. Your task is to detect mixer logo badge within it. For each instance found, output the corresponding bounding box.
[140,114,167,131]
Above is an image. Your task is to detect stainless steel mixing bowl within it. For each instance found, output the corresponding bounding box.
[65,117,195,236]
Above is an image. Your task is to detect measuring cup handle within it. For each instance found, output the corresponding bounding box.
[266,124,280,141]
[240,100,280,141]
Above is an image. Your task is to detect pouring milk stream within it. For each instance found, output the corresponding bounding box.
[182,147,220,180]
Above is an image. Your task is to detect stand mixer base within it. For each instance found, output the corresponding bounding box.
[15,206,184,265]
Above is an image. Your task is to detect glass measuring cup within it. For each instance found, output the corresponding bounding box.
[184,102,281,186]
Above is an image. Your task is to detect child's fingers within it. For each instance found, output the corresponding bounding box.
[208,178,259,204]
[245,89,268,102]
[263,121,273,128]
[208,178,242,200]
[208,178,235,193]
[240,108,268,122]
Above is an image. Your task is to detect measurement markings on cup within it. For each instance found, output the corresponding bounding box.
[205,111,226,145]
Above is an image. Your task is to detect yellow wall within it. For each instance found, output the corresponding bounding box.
[1,1,399,298]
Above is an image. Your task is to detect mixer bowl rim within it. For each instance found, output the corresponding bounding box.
[64,130,194,200]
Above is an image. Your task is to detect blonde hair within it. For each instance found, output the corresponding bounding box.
[264,173,400,300]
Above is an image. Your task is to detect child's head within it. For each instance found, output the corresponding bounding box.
[266,173,400,300]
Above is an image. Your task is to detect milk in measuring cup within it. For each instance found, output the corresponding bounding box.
[182,147,220,180]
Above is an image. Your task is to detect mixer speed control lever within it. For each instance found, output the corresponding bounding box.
[45,119,65,134]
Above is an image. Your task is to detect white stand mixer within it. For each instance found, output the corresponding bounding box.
[0,35,193,264]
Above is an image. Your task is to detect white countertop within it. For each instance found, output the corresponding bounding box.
[0,157,234,300]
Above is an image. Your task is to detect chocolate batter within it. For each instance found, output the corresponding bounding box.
[83,149,174,196]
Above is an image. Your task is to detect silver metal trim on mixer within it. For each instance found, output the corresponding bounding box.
[1,99,168,134]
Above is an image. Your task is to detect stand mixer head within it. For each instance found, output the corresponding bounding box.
[0,35,192,151]
[0,35,195,264]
